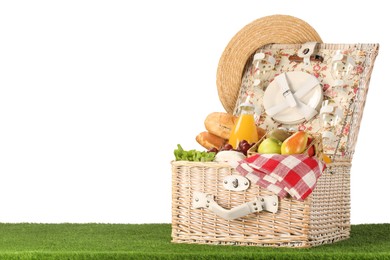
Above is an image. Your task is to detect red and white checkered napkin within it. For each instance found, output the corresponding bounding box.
[234,154,326,201]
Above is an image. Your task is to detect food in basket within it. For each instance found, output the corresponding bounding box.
[266,128,291,142]
[207,147,218,153]
[254,130,317,156]
[238,140,253,155]
[306,137,315,157]
[280,131,308,155]
[220,143,234,151]
[204,112,265,142]
[174,144,215,162]
[205,112,237,140]
[215,150,246,162]
[257,137,282,154]
[216,140,255,156]
[196,131,226,150]
[228,114,258,149]
[228,97,260,149]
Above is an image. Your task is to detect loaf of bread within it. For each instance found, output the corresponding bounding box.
[196,131,226,150]
[205,112,266,140]
[204,112,237,140]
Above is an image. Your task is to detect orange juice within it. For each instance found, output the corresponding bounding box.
[228,113,259,149]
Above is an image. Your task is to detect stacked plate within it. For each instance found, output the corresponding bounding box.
[263,72,323,124]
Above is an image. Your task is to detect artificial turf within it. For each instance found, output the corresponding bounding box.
[0,223,389,259]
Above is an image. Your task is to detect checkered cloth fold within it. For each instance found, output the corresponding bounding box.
[235,153,326,201]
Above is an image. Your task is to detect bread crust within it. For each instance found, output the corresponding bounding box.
[205,112,237,140]
[205,112,266,141]
[196,131,226,150]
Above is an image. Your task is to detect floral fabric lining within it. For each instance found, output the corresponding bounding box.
[234,43,378,160]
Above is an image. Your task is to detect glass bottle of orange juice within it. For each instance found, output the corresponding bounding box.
[228,97,259,149]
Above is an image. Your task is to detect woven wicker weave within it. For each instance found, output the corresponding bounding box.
[171,161,350,247]
[216,15,322,114]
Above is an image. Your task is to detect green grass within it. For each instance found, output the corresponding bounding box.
[0,223,389,259]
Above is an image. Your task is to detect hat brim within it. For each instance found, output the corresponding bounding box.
[216,15,322,114]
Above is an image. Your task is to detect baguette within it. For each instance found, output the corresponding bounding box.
[196,131,226,150]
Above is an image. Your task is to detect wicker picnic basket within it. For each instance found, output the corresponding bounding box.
[171,15,379,247]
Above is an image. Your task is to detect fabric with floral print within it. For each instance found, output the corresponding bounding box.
[234,43,378,161]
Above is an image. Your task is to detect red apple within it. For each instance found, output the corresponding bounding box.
[306,137,315,157]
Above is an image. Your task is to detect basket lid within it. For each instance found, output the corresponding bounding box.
[216,14,322,114]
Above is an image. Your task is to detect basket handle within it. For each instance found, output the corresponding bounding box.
[192,192,278,221]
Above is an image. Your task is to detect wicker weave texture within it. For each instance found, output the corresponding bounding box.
[308,162,350,246]
[171,161,350,248]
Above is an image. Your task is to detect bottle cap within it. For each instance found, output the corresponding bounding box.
[239,96,254,108]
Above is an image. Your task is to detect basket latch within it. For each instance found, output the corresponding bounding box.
[298,42,317,67]
[192,191,278,221]
[222,175,250,191]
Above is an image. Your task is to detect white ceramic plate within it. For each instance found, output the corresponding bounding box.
[263,71,323,124]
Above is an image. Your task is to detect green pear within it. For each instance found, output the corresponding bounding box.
[266,128,291,142]
[257,138,282,154]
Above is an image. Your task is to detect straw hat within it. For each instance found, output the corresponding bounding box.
[216,15,322,114]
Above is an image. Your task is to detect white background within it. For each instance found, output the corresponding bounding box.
[0,0,388,224]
